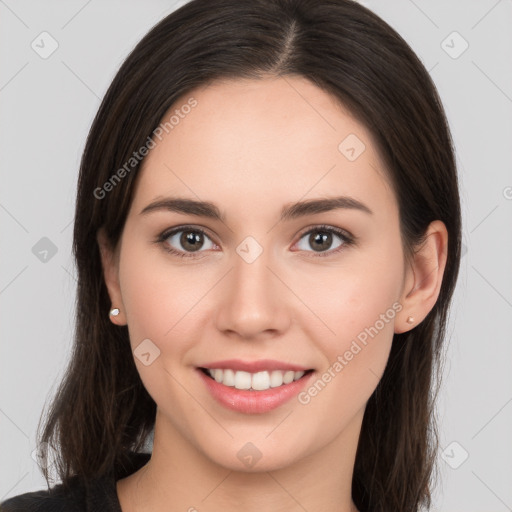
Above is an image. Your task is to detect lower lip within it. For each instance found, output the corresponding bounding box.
[197,369,314,414]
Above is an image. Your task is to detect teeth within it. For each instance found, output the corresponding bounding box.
[283,370,295,384]
[205,368,306,391]
[234,370,252,390]
[252,371,270,391]
[223,368,235,386]
[269,370,283,388]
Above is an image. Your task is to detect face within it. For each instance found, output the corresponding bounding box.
[103,76,413,472]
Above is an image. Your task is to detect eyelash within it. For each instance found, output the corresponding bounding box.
[155,224,355,259]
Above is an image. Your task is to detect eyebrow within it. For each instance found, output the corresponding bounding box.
[139,195,373,221]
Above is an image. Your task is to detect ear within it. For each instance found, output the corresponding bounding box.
[395,220,448,334]
[97,227,127,326]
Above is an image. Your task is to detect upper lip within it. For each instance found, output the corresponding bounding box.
[199,359,312,373]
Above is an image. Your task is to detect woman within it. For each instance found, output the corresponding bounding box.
[1,0,461,511]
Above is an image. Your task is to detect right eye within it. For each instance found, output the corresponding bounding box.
[157,226,217,258]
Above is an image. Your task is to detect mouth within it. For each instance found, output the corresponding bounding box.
[196,362,315,414]
[199,367,314,391]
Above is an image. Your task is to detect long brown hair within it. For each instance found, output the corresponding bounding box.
[37,1,461,510]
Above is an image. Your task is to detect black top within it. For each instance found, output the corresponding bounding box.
[0,452,151,512]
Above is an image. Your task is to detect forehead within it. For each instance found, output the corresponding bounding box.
[130,76,396,222]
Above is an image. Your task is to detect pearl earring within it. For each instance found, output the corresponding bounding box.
[110,308,120,317]
[406,316,414,324]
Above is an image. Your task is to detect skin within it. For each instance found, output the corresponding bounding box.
[98,75,448,512]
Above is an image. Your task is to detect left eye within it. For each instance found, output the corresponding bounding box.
[295,227,349,254]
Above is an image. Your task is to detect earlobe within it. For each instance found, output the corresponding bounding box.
[395,220,448,334]
[109,307,125,325]
[97,228,127,325]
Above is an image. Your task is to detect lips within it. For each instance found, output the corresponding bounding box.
[196,359,315,414]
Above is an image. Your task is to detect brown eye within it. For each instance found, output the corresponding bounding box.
[162,228,215,255]
[179,231,205,252]
[308,231,334,252]
[295,226,352,255]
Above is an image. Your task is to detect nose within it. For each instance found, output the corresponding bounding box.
[214,247,291,340]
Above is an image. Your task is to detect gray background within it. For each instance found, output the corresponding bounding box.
[1,1,511,510]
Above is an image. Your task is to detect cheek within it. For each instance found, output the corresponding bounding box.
[117,242,210,411]
[295,241,403,346]
[291,237,403,399]
[117,240,205,353]
[293,275,401,430]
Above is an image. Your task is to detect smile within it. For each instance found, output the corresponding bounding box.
[196,360,315,414]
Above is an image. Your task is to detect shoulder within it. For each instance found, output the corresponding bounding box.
[0,451,151,512]
[0,479,85,512]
